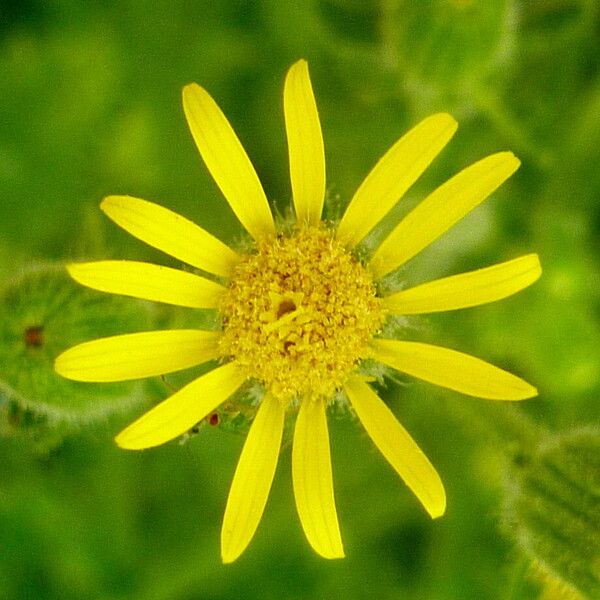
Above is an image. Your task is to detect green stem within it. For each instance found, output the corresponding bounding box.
[444,393,545,457]
[470,85,553,170]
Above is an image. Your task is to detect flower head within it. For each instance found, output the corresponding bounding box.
[55,60,541,563]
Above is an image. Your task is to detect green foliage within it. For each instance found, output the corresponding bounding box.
[504,428,600,599]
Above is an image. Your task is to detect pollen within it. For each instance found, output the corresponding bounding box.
[219,226,384,403]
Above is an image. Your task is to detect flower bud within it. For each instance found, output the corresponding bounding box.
[0,263,152,422]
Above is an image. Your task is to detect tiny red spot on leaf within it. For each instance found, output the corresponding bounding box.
[24,326,44,348]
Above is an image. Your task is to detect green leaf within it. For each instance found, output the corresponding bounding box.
[504,428,600,599]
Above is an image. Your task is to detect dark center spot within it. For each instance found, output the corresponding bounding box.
[276,299,297,319]
[24,325,44,348]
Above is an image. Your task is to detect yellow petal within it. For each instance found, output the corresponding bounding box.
[221,395,285,564]
[115,362,245,450]
[67,261,224,308]
[284,60,326,226]
[344,378,445,518]
[336,113,457,248]
[370,152,521,279]
[383,254,542,315]
[101,196,239,278]
[292,397,344,559]
[55,330,220,382]
[182,83,275,240]
[372,339,537,400]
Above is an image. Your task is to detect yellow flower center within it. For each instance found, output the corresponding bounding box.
[219,227,384,403]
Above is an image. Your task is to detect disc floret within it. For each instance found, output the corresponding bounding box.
[219,226,384,403]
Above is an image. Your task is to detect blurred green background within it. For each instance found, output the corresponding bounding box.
[1,1,599,598]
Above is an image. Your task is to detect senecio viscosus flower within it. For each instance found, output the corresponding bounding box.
[55,60,541,563]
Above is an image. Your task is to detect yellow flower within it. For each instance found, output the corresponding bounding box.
[55,60,541,563]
